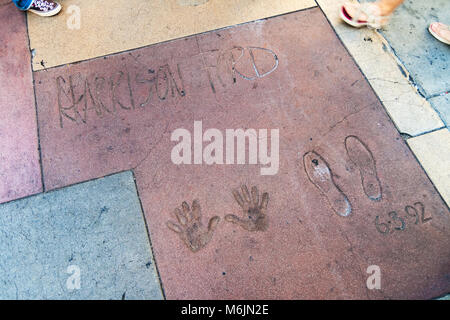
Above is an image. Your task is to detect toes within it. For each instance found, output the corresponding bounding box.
[433,22,450,34]
[431,22,443,32]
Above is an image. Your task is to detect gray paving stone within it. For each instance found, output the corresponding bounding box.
[0,171,163,300]
[429,93,450,127]
[379,0,450,97]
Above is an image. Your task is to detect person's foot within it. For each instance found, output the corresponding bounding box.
[429,22,450,45]
[340,2,390,29]
[28,0,62,17]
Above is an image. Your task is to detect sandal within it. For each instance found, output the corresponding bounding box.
[429,22,450,45]
[28,0,62,17]
[340,2,390,29]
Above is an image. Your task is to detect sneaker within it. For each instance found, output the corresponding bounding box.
[28,0,62,17]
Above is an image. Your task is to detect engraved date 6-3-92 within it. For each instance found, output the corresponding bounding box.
[374,201,432,234]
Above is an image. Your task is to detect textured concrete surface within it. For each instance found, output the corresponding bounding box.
[34,8,450,299]
[429,93,450,127]
[317,0,444,136]
[0,2,42,204]
[407,129,450,207]
[380,0,450,97]
[0,171,163,300]
[27,0,316,70]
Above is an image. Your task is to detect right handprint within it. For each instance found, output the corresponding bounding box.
[225,184,269,232]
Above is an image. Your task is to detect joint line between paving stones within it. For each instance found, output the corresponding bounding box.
[24,13,46,193]
[315,2,407,136]
[375,28,449,127]
[409,126,447,138]
[315,0,448,134]
[425,93,450,129]
[427,91,450,99]
[32,5,318,73]
[425,107,448,130]
[131,170,167,300]
[316,1,449,209]
[405,138,450,210]
[45,169,136,194]
[0,169,131,207]
[377,29,428,98]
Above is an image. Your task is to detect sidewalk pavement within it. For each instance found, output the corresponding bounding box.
[0,0,448,299]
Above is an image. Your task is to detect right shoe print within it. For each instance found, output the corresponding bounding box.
[345,135,382,201]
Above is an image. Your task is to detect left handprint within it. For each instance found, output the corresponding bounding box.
[167,200,220,252]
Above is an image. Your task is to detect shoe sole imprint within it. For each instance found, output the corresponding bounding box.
[303,151,352,217]
[345,135,382,201]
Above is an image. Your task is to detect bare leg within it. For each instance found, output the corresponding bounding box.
[377,0,405,16]
[341,0,404,28]
[344,0,404,18]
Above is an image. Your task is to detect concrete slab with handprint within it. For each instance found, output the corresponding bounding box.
[34,8,450,299]
[167,200,220,252]
[225,185,269,232]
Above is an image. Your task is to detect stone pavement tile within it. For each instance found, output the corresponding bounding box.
[28,0,316,70]
[35,8,450,299]
[379,0,450,97]
[0,3,42,203]
[317,0,444,136]
[34,40,192,190]
[407,129,450,208]
[429,93,450,128]
[0,171,163,299]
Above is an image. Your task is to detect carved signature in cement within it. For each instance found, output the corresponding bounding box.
[199,46,279,93]
[56,63,185,128]
[225,185,269,231]
[167,200,220,252]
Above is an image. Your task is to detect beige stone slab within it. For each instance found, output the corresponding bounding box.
[28,0,316,70]
[407,129,450,207]
[317,0,444,137]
